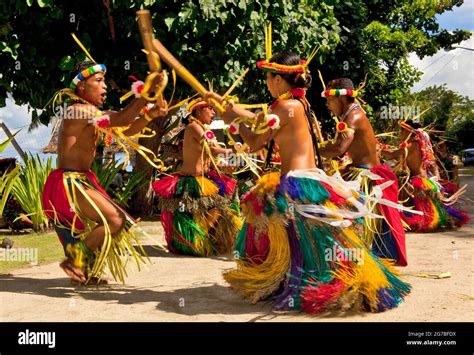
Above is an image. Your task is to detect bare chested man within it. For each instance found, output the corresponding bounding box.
[151,99,241,257]
[319,78,408,266]
[208,51,410,314]
[42,61,168,284]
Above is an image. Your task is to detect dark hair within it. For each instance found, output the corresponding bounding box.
[70,60,96,78]
[268,50,312,89]
[404,119,422,130]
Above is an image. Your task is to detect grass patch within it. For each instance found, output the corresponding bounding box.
[0,230,63,274]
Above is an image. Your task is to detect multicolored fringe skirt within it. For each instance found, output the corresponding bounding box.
[152,171,242,256]
[401,176,469,232]
[342,164,407,266]
[42,169,148,284]
[224,170,411,314]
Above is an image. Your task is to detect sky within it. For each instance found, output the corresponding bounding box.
[0,1,473,161]
[410,0,474,96]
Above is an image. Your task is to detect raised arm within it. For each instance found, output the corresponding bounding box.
[121,101,169,136]
[205,91,278,152]
[106,72,167,127]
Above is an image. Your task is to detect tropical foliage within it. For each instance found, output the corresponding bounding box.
[12,154,53,231]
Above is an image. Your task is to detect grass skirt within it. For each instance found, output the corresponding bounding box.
[401,176,469,232]
[152,171,242,256]
[42,169,148,284]
[342,165,407,266]
[224,170,411,314]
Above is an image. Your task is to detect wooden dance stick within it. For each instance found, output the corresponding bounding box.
[136,10,165,106]
[314,118,324,143]
[150,39,225,113]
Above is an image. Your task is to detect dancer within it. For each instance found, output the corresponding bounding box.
[381,120,469,231]
[208,49,410,314]
[42,60,168,285]
[319,78,408,266]
[152,98,241,256]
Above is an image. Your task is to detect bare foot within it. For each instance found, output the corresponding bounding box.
[60,258,86,283]
[70,276,108,286]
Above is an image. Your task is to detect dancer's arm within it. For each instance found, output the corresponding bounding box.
[121,101,169,136]
[381,147,405,159]
[205,91,274,152]
[106,73,167,127]
[211,145,233,155]
[319,129,354,159]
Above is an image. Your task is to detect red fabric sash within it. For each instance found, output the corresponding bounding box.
[371,165,408,266]
[42,169,110,231]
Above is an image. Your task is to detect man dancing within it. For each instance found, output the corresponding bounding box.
[319,78,408,266]
[42,60,168,284]
[152,98,241,257]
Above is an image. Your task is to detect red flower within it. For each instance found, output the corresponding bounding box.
[267,118,277,127]
[229,125,237,134]
[96,116,110,128]
[204,131,215,140]
[337,122,346,131]
[400,141,408,148]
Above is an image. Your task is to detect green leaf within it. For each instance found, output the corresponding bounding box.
[0,132,19,153]
[58,55,74,71]
[37,0,53,8]
[164,17,175,31]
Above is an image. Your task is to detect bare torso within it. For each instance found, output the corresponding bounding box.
[345,108,380,168]
[57,104,100,171]
[271,100,316,174]
[180,122,210,175]
[406,140,426,177]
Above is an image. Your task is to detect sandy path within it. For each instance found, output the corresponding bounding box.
[1,170,473,322]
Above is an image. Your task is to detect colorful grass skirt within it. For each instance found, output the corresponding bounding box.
[224,170,411,314]
[401,176,469,232]
[152,171,242,256]
[342,164,408,266]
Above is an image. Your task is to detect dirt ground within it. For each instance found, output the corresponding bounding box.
[1,169,473,322]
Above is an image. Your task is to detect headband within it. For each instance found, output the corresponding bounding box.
[256,22,318,76]
[321,88,358,98]
[70,64,107,90]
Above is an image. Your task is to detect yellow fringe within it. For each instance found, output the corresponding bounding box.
[334,228,397,311]
[255,172,280,195]
[223,216,290,302]
[61,171,148,284]
[196,176,219,196]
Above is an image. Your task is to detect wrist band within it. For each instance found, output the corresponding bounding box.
[144,112,154,122]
